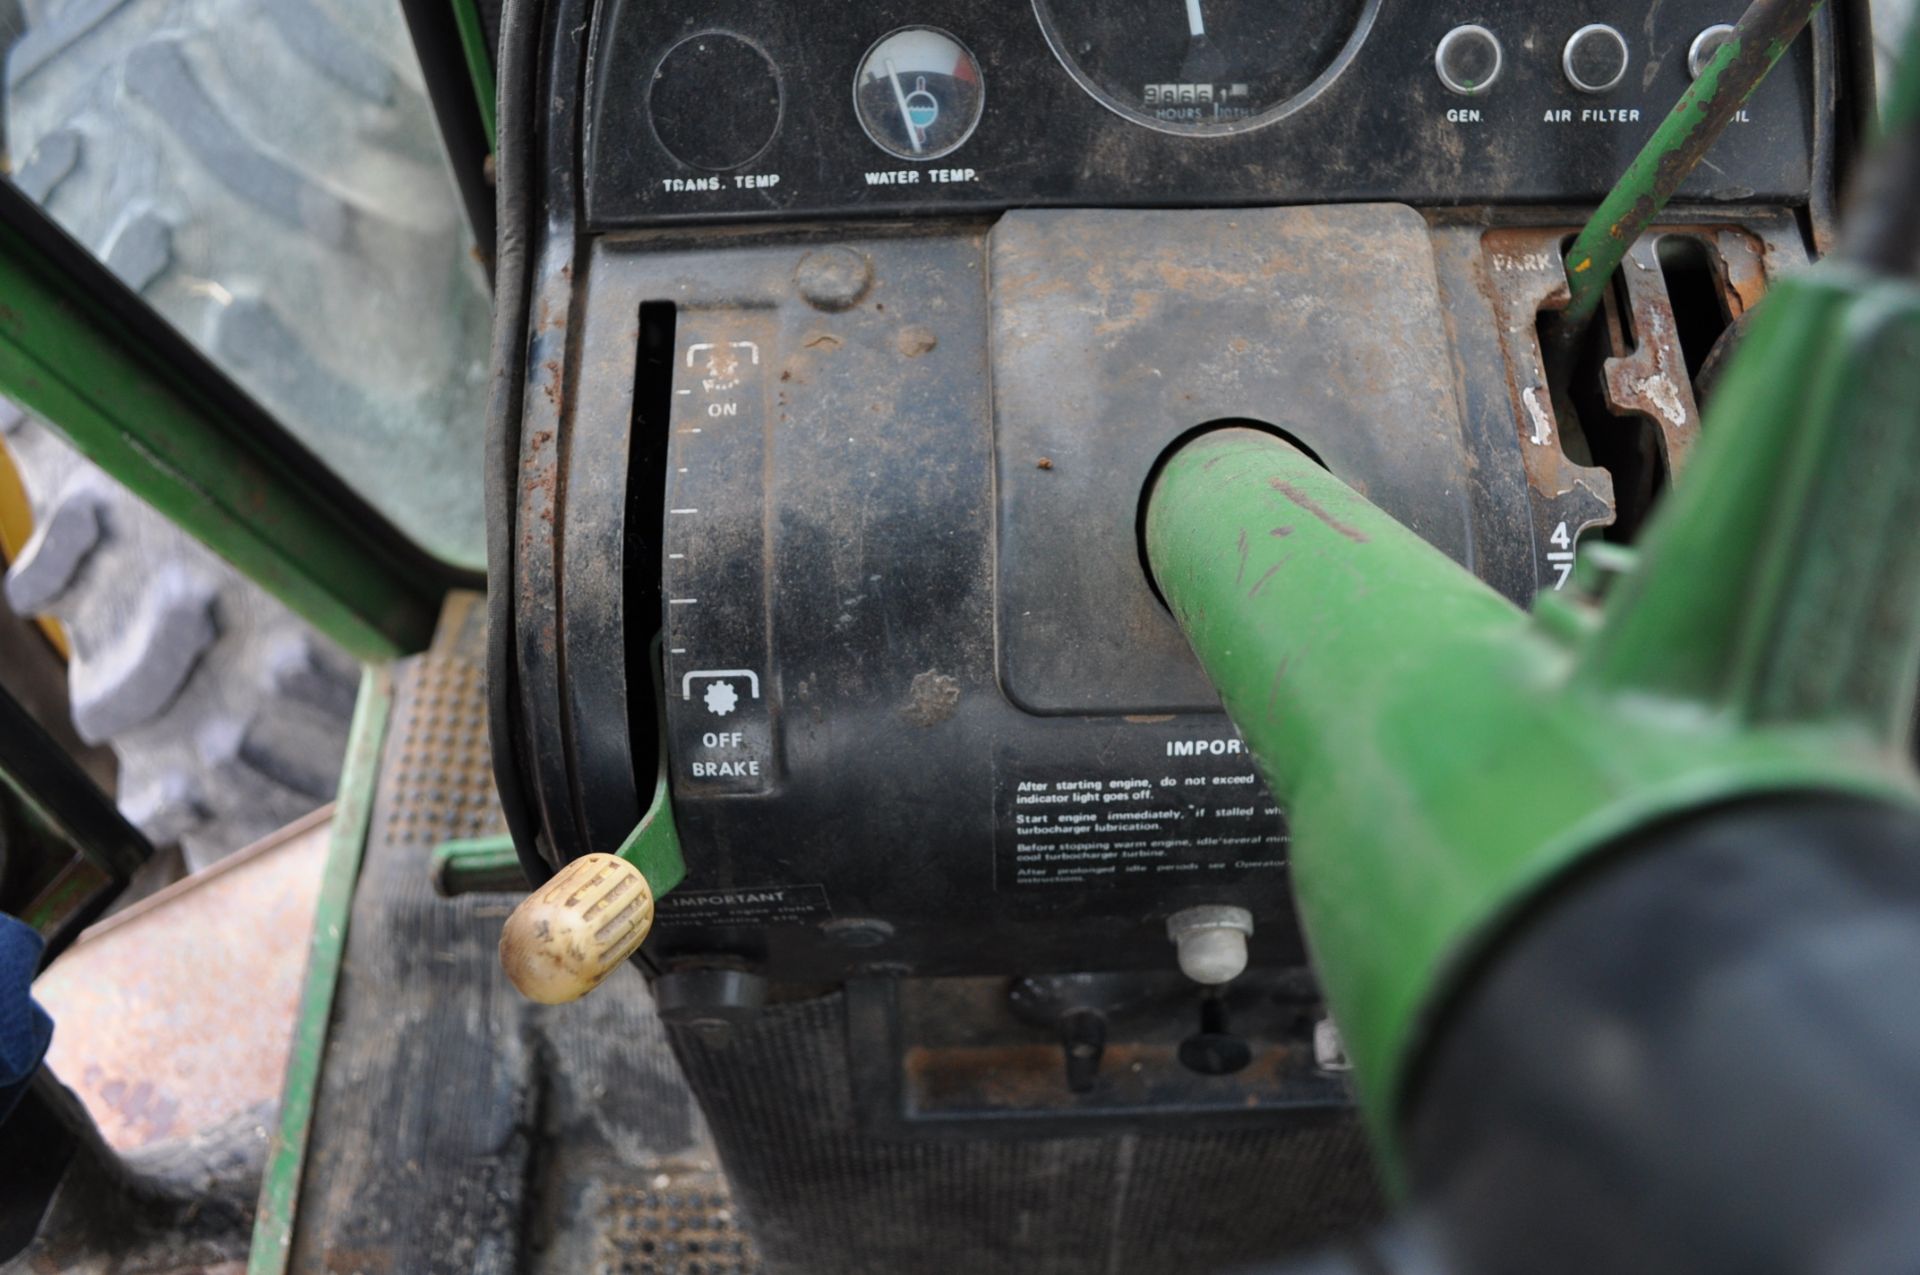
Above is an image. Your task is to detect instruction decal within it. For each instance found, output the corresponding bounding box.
[993,722,1288,891]
[652,883,833,929]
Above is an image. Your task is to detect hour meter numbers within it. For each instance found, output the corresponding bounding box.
[854,27,985,161]
[1032,0,1378,136]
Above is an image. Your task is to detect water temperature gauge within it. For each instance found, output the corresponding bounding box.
[854,27,984,161]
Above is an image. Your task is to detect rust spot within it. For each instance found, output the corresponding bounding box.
[1035,457,1054,470]
[1271,526,1294,537]
[896,325,938,357]
[901,671,961,727]
[1153,260,1253,292]
[1479,226,1620,557]
[1268,479,1369,543]
[1094,289,1162,334]
[903,1038,1300,1112]
[91,1072,181,1144]
[521,427,558,527]
[1598,236,1702,475]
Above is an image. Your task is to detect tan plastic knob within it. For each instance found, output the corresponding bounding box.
[499,853,654,1004]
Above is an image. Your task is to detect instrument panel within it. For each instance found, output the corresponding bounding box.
[582,0,1821,227]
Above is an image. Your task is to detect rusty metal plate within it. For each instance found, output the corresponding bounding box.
[1479,221,1799,595]
[991,205,1476,715]
[32,807,331,1151]
[1482,225,1621,594]
[1600,237,1704,478]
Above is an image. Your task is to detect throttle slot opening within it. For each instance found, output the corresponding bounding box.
[1536,269,1666,544]
[1656,235,1734,385]
[1657,234,1748,412]
[625,300,678,794]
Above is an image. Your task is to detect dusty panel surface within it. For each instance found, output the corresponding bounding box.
[991,204,1477,715]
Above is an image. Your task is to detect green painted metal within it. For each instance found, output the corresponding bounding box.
[432,771,684,897]
[248,667,394,1275]
[1573,269,1920,727]
[15,858,108,937]
[0,688,148,888]
[614,754,687,896]
[611,638,687,893]
[430,833,524,895]
[1561,0,1821,327]
[0,681,152,960]
[436,638,685,896]
[1146,259,1920,1163]
[449,0,498,148]
[0,186,446,660]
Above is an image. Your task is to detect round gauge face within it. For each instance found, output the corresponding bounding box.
[854,27,986,161]
[1033,0,1377,135]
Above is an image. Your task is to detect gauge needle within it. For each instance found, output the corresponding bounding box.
[883,57,925,154]
[1179,0,1227,86]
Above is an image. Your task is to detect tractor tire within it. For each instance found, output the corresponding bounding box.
[2,412,360,871]
[1,409,358,870]
[3,0,491,567]
[0,0,488,868]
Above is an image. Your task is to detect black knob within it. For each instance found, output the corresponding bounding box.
[1563,24,1630,94]
[1060,1008,1107,1094]
[648,32,782,171]
[1179,993,1252,1076]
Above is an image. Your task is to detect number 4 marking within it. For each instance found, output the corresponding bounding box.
[1546,520,1575,589]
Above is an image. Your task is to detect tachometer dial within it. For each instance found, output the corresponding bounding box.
[1033,0,1376,135]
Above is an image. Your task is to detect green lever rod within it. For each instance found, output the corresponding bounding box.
[1142,3,1920,1173]
[1561,0,1821,328]
[1144,252,1920,1157]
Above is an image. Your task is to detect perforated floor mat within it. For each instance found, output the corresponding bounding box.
[595,1171,761,1275]
[379,646,505,851]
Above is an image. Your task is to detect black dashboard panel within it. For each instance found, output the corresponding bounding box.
[582,0,1820,227]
